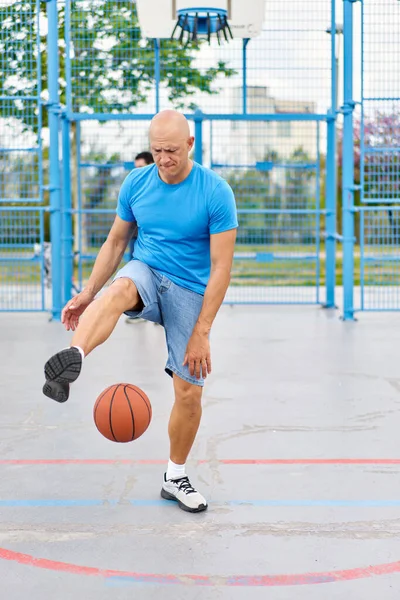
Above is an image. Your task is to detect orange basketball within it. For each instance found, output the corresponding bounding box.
[93,384,152,442]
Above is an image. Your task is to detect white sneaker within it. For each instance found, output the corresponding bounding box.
[161,474,208,513]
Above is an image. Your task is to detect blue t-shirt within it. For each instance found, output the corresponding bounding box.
[117,162,238,295]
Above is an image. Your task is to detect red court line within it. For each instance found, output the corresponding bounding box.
[221,459,400,465]
[0,460,166,465]
[1,459,400,466]
[1,546,400,586]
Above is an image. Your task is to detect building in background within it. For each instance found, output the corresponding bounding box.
[212,86,317,167]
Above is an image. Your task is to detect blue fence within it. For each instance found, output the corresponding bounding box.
[0,0,47,311]
[342,0,400,316]
[359,0,400,313]
[61,0,335,312]
[1,0,398,318]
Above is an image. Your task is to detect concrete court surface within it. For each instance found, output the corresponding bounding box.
[1,305,400,599]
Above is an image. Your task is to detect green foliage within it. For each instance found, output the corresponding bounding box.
[80,149,125,246]
[284,147,315,209]
[227,167,280,244]
[226,148,316,245]
[0,0,236,246]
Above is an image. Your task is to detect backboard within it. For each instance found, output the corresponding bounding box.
[135,0,265,42]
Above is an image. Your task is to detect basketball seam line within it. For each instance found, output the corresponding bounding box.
[126,385,151,430]
[108,386,119,443]
[94,386,113,424]
[123,385,135,442]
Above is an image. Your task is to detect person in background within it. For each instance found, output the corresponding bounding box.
[134,151,154,169]
[126,151,155,323]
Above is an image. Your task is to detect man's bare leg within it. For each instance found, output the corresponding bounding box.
[70,278,142,356]
[161,374,207,512]
[168,375,203,464]
[43,278,140,402]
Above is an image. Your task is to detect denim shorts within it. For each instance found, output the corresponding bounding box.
[113,259,204,387]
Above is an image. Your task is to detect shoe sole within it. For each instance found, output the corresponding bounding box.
[44,348,82,385]
[160,488,208,513]
[43,380,69,403]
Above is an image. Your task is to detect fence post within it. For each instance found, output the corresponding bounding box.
[194,109,204,165]
[324,0,337,308]
[242,38,249,114]
[62,116,73,306]
[154,38,160,113]
[342,0,355,320]
[46,0,62,320]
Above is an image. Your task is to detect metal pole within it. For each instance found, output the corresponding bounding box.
[242,39,249,114]
[36,0,43,203]
[194,109,203,165]
[210,121,214,168]
[154,39,160,113]
[342,0,355,320]
[62,116,73,306]
[360,209,365,311]
[76,121,83,290]
[316,122,321,304]
[46,0,62,320]
[324,3,337,308]
[65,0,72,114]
[40,209,45,310]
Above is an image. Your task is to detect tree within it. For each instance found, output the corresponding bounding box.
[280,147,316,244]
[0,0,236,250]
[225,151,282,245]
[80,148,125,246]
[0,0,236,131]
[284,148,315,209]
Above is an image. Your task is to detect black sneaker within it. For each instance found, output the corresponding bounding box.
[43,347,82,403]
[43,380,70,403]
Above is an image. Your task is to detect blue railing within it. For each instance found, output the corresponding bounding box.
[3,0,398,318]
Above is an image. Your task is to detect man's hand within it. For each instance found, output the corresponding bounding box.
[183,330,212,379]
[61,289,95,331]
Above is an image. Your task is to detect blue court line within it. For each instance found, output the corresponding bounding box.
[1,499,400,508]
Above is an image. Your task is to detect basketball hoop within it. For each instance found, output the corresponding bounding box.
[135,0,265,43]
[171,7,233,45]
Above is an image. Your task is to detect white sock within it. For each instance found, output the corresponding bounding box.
[166,460,186,481]
[71,346,85,361]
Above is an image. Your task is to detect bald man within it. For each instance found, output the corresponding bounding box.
[42,110,238,513]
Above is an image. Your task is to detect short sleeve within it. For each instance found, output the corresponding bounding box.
[116,173,136,222]
[209,180,238,235]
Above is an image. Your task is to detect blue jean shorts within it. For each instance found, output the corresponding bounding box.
[113,260,205,387]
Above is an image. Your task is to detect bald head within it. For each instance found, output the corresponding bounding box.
[149,109,194,185]
[150,109,191,140]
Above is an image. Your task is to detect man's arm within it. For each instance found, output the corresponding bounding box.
[61,216,135,329]
[87,167,136,295]
[183,228,236,379]
[194,228,237,335]
[84,215,135,297]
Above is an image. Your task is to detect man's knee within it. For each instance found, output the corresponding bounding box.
[173,376,202,414]
[106,277,142,312]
